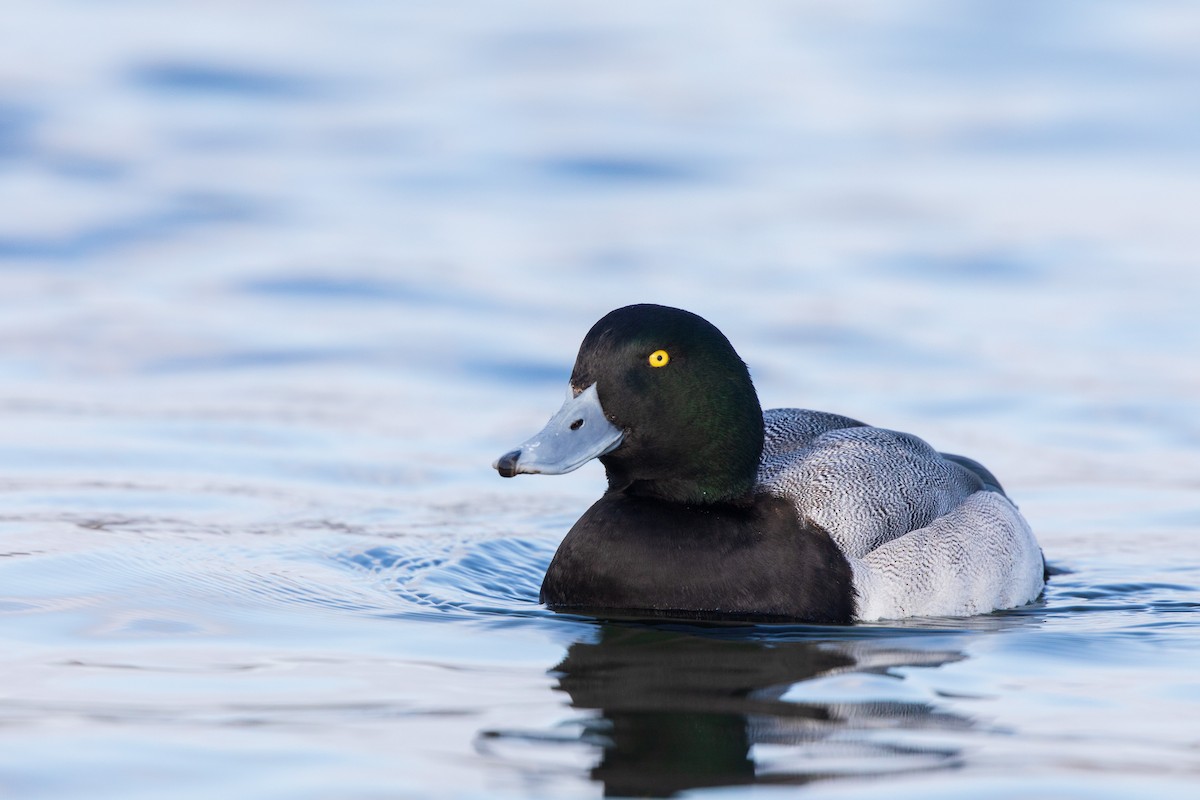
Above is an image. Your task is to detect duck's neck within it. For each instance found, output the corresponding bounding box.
[601,456,760,507]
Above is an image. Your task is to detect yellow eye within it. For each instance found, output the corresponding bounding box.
[648,349,670,368]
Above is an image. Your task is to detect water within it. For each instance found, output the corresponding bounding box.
[2,1,1199,797]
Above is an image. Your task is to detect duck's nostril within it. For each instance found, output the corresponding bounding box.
[570,419,584,431]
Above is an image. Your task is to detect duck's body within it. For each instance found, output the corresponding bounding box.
[495,304,1044,623]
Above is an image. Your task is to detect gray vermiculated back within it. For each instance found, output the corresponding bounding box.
[756,409,1043,619]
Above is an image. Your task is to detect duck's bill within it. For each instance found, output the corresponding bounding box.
[493,384,623,477]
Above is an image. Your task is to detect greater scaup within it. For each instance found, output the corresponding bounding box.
[494,304,1044,623]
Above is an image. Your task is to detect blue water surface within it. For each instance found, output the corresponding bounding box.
[2,1,1199,798]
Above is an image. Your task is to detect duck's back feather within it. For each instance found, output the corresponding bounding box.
[757,408,1044,620]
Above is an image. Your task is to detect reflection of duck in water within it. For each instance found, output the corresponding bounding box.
[495,304,1045,622]
[484,625,971,798]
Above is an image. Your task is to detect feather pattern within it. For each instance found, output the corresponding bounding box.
[756,408,1044,621]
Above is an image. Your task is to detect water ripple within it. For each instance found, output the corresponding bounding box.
[0,193,259,261]
[127,62,324,100]
[336,536,556,622]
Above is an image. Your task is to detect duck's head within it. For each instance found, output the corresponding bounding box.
[493,304,764,505]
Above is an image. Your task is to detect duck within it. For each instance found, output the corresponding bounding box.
[493,303,1045,623]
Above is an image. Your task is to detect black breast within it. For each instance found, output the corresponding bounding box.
[540,492,855,624]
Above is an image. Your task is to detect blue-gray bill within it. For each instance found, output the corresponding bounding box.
[493,384,624,477]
